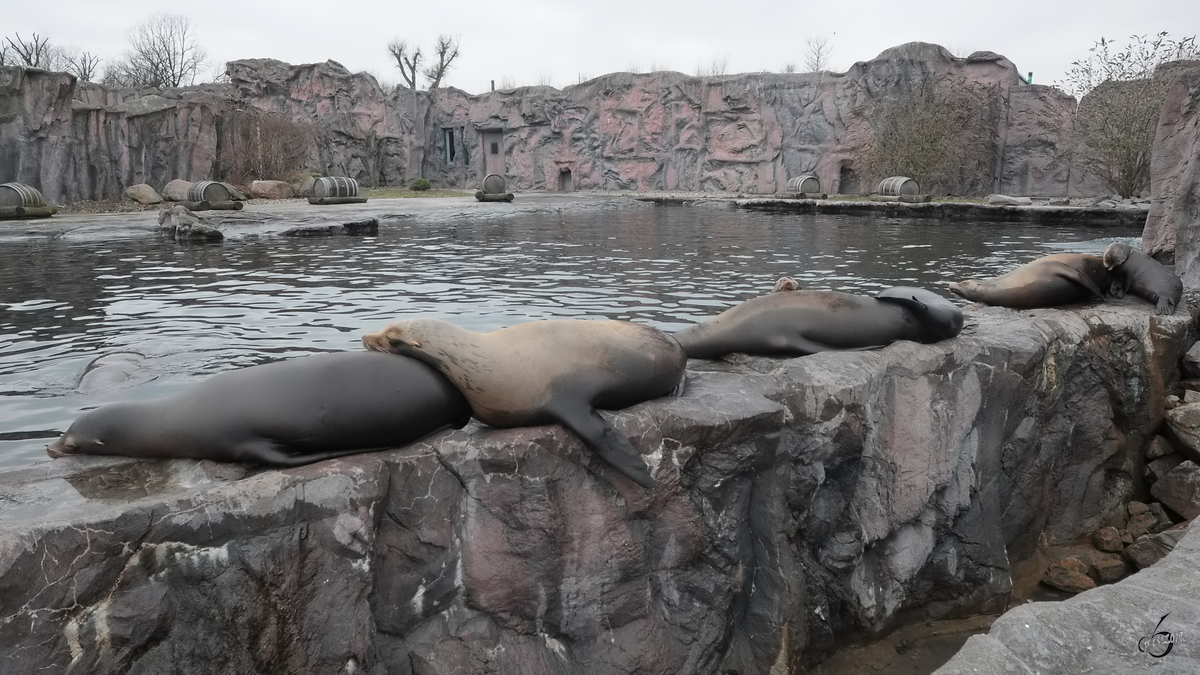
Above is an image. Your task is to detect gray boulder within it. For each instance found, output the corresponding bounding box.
[162,178,192,201]
[1165,403,1200,463]
[249,179,295,200]
[1150,460,1200,519]
[124,183,163,204]
[157,204,222,241]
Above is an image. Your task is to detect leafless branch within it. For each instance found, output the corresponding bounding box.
[422,35,459,90]
[387,39,422,90]
[804,36,832,72]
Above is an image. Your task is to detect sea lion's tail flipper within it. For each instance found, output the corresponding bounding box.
[554,405,655,488]
[1052,263,1107,300]
[1157,296,1176,315]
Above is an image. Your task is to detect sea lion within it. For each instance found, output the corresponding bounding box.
[1103,242,1183,315]
[672,285,963,359]
[74,351,153,394]
[362,318,686,488]
[948,253,1110,309]
[47,352,471,465]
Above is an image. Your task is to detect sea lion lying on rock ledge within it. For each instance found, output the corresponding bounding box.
[362,318,686,488]
[672,282,963,359]
[948,253,1110,309]
[48,352,471,466]
[1103,242,1183,315]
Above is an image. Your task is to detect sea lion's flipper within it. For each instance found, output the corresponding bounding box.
[1052,263,1107,300]
[767,334,844,355]
[553,405,655,488]
[232,439,371,467]
[874,290,927,315]
[1109,277,1128,299]
[1157,295,1176,315]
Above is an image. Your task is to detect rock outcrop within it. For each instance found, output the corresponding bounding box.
[0,301,1191,674]
[937,521,1199,673]
[1142,62,1200,263]
[1,44,1110,204]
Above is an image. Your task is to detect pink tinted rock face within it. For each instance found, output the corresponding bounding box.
[424,43,1095,197]
[0,44,1112,203]
[1144,63,1200,263]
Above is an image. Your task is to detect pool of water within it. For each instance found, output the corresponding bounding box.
[0,204,1139,466]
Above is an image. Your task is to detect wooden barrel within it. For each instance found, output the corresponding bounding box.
[187,181,232,202]
[785,175,820,194]
[877,176,920,196]
[312,177,359,199]
[0,183,47,208]
[482,173,506,195]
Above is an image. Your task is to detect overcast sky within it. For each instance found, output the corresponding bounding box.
[5,1,1199,94]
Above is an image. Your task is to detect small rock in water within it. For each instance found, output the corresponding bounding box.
[1149,461,1200,519]
[1043,557,1096,593]
[1092,526,1124,552]
[342,217,379,235]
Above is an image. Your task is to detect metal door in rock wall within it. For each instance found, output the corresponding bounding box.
[481,130,505,177]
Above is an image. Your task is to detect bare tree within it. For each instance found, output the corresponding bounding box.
[104,14,208,88]
[857,80,995,195]
[423,35,460,90]
[63,49,101,82]
[783,62,797,74]
[695,55,729,77]
[387,39,422,90]
[219,108,316,183]
[804,36,832,72]
[5,33,53,68]
[1061,32,1200,197]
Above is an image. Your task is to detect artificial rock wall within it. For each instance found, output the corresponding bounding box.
[1,43,1106,204]
[0,301,1191,674]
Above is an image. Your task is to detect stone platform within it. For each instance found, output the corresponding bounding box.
[0,300,1193,674]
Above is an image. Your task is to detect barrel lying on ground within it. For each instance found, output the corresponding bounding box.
[475,173,514,202]
[784,175,824,198]
[308,177,368,205]
[185,181,243,210]
[0,183,56,219]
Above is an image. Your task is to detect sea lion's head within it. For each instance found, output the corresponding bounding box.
[772,277,801,293]
[362,319,448,357]
[947,280,984,302]
[1102,242,1133,270]
[877,286,964,342]
[46,404,139,458]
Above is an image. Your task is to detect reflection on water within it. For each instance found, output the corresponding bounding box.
[0,205,1138,466]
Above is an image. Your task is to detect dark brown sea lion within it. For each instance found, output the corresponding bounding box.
[362,318,686,488]
[948,253,1110,309]
[47,352,470,465]
[672,285,963,359]
[1103,242,1183,315]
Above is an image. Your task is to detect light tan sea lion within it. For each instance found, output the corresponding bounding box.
[362,318,687,488]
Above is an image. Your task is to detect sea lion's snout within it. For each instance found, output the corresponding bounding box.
[947,282,966,298]
[47,435,73,458]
